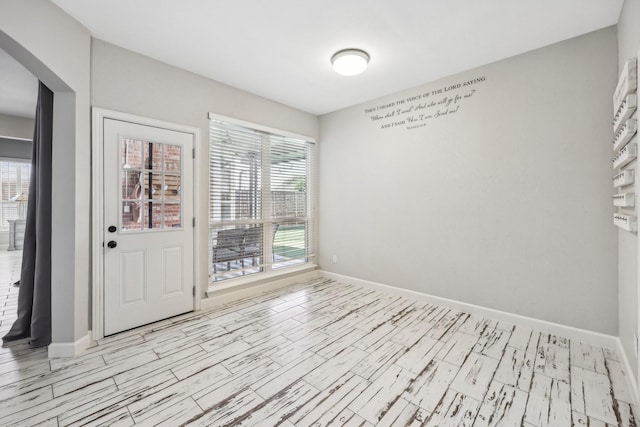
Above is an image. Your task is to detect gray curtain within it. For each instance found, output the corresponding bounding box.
[2,82,53,347]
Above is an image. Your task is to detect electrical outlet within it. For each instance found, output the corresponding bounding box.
[332,255,337,264]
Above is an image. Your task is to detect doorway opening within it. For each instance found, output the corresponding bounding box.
[0,28,82,357]
[92,109,201,339]
[0,46,37,346]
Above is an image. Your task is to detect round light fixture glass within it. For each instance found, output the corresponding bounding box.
[331,49,370,76]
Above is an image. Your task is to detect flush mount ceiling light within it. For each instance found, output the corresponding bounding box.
[331,49,370,76]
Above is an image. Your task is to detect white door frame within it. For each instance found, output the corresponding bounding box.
[91,108,201,340]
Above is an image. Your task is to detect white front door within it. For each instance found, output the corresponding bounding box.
[103,118,194,336]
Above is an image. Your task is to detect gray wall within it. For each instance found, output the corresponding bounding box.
[0,137,31,159]
[617,0,640,380]
[0,114,33,159]
[0,0,91,345]
[91,39,319,301]
[0,1,624,352]
[318,28,618,334]
[0,113,33,140]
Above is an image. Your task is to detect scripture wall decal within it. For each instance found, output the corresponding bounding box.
[364,76,486,131]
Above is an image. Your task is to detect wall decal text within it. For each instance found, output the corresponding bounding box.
[364,76,486,131]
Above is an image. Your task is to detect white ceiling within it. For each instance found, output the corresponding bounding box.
[16,1,625,116]
[0,48,38,119]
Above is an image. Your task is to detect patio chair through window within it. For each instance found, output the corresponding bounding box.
[212,228,245,273]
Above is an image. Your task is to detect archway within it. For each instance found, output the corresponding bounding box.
[0,28,88,356]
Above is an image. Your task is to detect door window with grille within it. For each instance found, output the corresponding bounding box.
[120,139,182,232]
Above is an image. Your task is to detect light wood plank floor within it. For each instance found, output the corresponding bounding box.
[1,276,638,426]
[0,250,22,338]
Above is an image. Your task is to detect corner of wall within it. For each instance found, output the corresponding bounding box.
[47,331,92,358]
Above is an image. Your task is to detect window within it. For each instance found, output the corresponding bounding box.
[209,117,315,282]
[0,160,30,229]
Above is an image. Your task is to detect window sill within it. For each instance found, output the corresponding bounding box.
[205,263,318,299]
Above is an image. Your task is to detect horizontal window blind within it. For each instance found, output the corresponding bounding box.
[209,118,314,282]
[209,122,263,223]
[0,161,30,229]
[269,135,311,269]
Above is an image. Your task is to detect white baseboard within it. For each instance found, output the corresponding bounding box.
[320,271,620,351]
[48,331,92,358]
[617,337,640,406]
[201,269,320,310]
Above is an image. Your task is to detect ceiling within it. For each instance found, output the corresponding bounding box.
[10,1,627,116]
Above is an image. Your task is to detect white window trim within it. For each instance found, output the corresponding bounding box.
[208,113,316,143]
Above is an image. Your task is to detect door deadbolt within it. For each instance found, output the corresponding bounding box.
[108,225,117,233]
[107,241,117,249]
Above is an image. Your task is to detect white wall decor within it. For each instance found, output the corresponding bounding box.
[614,94,637,133]
[613,57,638,232]
[615,213,638,232]
[614,193,636,207]
[614,142,638,170]
[614,169,635,188]
[613,119,637,151]
[614,58,638,112]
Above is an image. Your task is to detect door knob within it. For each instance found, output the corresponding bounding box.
[108,225,117,233]
[107,241,117,249]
